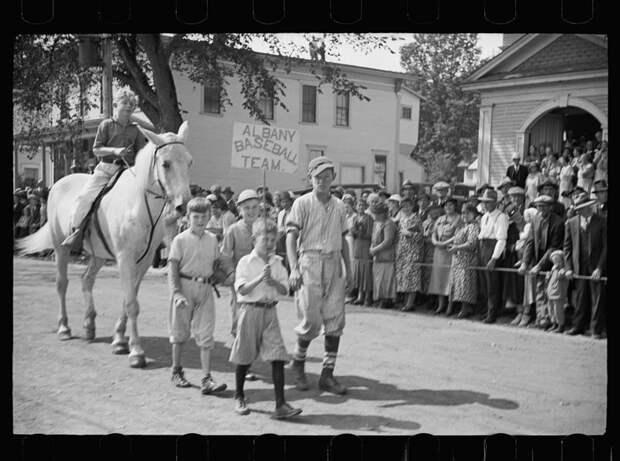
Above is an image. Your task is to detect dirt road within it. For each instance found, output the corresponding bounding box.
[12,257,606,435]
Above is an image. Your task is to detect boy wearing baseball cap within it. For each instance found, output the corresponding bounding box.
[286,156,351,395]
[221,189,261,380]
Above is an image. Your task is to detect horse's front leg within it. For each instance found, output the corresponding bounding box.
[81,256,105,341]
[118,256,150,368]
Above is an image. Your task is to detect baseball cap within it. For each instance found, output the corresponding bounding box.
[237,189,259,205]
[308,156,336,177]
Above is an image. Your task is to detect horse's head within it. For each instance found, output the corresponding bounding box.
[138,121,193,217]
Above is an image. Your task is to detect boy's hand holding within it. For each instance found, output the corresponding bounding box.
[173,292,188,308]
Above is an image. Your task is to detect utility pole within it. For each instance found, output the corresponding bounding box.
[101,34,113,119]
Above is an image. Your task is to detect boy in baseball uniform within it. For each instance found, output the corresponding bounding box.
[230,219,302,419]
[286,156,352,395]
[167,197,229,394]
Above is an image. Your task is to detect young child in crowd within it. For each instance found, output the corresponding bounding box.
[369,201,397,309]
[546,249,569,333]
[230,219,302,419]
[167,197,230,394]
[350,199,374,306]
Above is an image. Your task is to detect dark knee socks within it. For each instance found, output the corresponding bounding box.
[323,335,340,370]
[293,338,311,362]
[271,360,285,407]
[235,364,250,398]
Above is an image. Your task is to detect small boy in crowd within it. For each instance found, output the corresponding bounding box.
[546,249,569,333]
[167,197,229,394]
[230,219,302,419]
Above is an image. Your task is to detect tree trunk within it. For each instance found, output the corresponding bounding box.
[138,34,183,133]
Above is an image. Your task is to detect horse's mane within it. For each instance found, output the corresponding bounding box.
[132,132,179,195]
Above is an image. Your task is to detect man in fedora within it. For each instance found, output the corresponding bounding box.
[563,195,607,338]
[506,152,528,189]
[538,179,565,219]
[518,195,565,329]
[432,181,451,209]
[497,177,515,212]
[504,186,525,323]
[477,189,509,324]
[592,179,607,218]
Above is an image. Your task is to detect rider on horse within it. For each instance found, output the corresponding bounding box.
[61,89,147,251]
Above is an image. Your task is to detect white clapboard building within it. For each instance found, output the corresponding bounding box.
[174,56,426,194]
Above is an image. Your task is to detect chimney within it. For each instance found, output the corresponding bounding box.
[501,34,524,50]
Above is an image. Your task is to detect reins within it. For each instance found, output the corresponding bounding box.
[136,141,185,265]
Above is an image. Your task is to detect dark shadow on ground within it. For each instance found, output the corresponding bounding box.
[246,410,421,433]
[85,334,518,411]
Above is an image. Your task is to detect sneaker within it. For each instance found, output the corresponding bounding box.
[171,369,191,388]
[272,402,302,420]
[201,375,227,394]
[234,396,250,415]
[245,372,258,381]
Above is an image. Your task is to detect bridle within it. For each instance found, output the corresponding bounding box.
[136,140,186,264]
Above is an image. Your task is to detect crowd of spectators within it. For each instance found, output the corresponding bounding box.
[14,131,608,340]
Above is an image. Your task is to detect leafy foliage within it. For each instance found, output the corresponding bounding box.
[14,33,396,138]
[400,34,484,182]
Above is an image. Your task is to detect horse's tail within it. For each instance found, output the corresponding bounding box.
[15,223,54,256]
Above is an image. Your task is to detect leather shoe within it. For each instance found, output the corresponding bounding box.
[510,314,522,326]
[272,402,302,419]
[290,360,309,391]
[482,317,496,324]
[565,328,582,336]
[318,367,347,395]
[517,315,531,327]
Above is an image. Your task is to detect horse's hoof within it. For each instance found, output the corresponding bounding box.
[112,343,130,355]
[129,354,146,368]
[84,328,96,342]
[58,330,72,341]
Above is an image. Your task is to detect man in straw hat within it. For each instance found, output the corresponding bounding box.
[506,151,528,189]
[538,178,565,219]
[286,156,351,395]
[476,189,509,323]
[517,195,564,329]
[431,181,451,209]
[563,194,607,339]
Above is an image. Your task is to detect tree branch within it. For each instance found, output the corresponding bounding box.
[115,36,159,109]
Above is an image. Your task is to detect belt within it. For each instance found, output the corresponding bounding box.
[179,273,209,284]
[242,301,278,308]
[301,250,339,257]
[100,156,124,165]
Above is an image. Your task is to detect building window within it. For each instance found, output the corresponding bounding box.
[373,154,387,187]
[309,148,324,160]
[258,94,275,121]
[335,92,350,127]
[23,167,39,181]
[302,85,317,123]
[203,81,221,114]
[401,106,412,120]
[341,165,365,184]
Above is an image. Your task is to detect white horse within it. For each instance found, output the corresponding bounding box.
[16,122,193,368]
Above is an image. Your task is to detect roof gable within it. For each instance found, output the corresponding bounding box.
[506,34,607,77]
[464,34,607,84]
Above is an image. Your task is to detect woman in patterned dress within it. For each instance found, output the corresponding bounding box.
[370,202,397,309]
[395,197,424,311]
[350,199,374,306]
[446,204,480,318]
[429,198,463,314]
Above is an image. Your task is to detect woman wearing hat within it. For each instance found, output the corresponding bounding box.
[445,203,480,318]
[395,197,424,311]
[429,198,462,315]
[369,201,397,309]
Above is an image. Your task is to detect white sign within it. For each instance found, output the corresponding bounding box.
[231,122,299,173]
